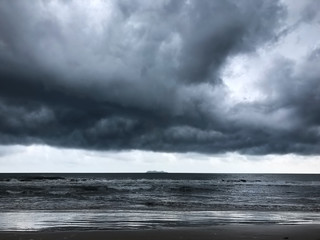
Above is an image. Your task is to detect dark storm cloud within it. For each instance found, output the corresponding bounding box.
[0,0,319,154]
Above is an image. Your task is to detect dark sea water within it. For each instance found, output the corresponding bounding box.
[0,173,319,231]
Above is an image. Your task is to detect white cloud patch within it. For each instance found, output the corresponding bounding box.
[0,145,319,173]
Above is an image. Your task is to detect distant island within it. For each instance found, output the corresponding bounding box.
[146,171,168,173]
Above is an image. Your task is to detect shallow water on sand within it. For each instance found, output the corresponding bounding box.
[1,210,320,231]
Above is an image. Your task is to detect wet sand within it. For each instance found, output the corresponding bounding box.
[0,225,320,240]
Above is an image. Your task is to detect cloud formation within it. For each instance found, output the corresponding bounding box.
[0,0,319,154]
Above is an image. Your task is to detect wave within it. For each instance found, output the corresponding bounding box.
[169,185,214,193]
[0,176,65,182]
[73,185,113,193]
[19,176,65,181]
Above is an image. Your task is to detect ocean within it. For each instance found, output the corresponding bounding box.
[0,173,319,231]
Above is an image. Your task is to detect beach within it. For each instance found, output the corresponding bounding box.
[1,225,320,240]
[1,0,319,238]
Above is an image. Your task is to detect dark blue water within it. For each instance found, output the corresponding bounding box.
[0,173,319,231]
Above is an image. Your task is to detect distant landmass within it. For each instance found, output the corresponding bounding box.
[146,171,168,173]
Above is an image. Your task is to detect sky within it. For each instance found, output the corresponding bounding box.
[0,0,320,173]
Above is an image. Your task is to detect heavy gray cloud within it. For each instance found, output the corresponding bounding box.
[0,0,319,155]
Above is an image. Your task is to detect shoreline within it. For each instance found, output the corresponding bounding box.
[0,225,320,240]
[1,210,320,231]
